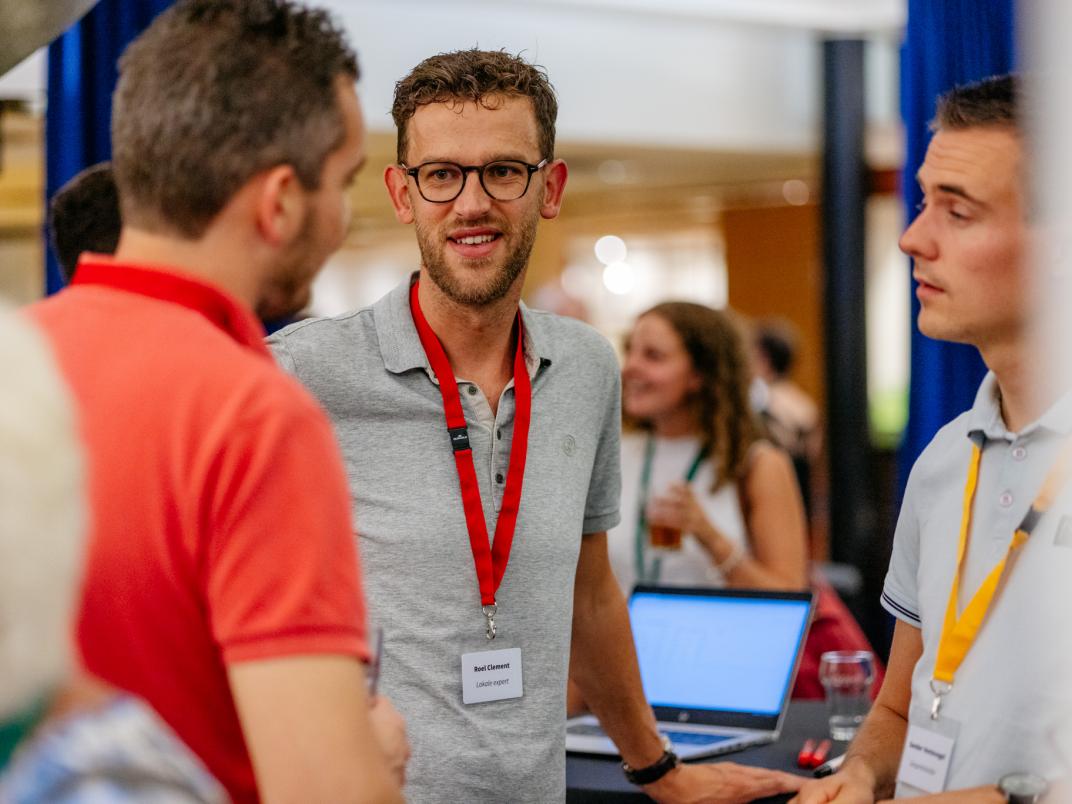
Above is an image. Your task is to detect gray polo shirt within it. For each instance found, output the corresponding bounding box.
[883,372,1072,794]
[268,276,621,803]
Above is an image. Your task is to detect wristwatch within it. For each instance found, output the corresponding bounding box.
[622,735,680,786]
[998,772,1049,804]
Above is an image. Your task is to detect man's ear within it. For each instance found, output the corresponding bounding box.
[384,164,415,225]
[539,158,568,220]
[255,164,307,247]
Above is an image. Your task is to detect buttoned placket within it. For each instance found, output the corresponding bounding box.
[973,423,1063,572]
[455,378,516,512]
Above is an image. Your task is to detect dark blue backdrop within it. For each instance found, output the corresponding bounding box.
[898,0,1017,485]
[45,0,173,295]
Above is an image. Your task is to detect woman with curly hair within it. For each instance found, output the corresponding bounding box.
[607,301,808,591]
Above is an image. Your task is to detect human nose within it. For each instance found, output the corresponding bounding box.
[899,205,937,262]
[452,167,493,219]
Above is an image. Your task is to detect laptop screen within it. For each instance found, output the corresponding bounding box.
[629,586,812,727]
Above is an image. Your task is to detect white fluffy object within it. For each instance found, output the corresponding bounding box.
[0,302,86,720]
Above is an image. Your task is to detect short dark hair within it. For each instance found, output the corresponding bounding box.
[112,0,359,239]
[391,49,557,165]
[755,319,799,378]
[48,162,121,282]
[932,73,1019,132]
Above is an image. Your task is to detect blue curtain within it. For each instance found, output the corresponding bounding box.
[898,0,1017,486]
[45,0,173,295]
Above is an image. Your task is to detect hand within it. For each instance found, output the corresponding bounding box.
[369,695,410,788]
[647,483,710,539]
[791,762,875,804]
[643,762,806,804]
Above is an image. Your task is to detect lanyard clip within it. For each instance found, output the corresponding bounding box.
[929,679,952,720]
[482,603,497,641]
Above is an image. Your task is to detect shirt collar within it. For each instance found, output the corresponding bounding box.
[374,272,551,380]
[72,254,269,357]
[966,370,1072,443]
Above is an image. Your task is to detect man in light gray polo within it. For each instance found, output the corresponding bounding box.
[794,75,1072,804]
[269,49,804,804]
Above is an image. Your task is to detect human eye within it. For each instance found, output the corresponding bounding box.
[420,163,461,185]
[486,161,526,182]
[947,204,971,222]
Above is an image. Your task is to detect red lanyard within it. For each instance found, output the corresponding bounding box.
[409,280,532,640]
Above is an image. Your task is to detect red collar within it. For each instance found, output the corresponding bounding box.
[72,255,269,356]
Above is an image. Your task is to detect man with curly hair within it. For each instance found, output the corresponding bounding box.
[270,48,803,803]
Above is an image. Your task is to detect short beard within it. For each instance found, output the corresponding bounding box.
[258,208,318,321]
[417,212,538,308]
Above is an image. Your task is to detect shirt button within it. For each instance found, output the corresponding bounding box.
[496,429,502,440]
[495,472,504,484]
[1012,446,1027,461]
[467,385,478,396]
[999,491,1014,508]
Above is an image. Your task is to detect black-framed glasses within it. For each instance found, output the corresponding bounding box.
[401,158,549,203]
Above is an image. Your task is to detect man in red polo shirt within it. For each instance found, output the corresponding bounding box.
[26,2,407,802]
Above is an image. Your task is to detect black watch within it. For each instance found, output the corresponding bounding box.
[998,772,1049,804]
[622,736,680,786]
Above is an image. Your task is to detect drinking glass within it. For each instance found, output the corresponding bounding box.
[819,650,875,741]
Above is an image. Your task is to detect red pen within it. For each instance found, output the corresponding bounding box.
[796,738,816,769]
[809,739,832,769]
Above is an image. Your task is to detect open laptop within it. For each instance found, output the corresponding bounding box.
[566,585,814,760]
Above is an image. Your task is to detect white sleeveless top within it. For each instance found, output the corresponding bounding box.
[607,432,749,593]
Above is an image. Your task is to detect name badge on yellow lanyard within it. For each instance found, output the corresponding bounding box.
[898,703,959,794]
[896,439,1072,794]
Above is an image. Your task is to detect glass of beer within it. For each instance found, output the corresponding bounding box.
[646,495,683,551]
[648,523,683,550]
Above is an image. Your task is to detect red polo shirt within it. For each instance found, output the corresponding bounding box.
[27,256,369,804]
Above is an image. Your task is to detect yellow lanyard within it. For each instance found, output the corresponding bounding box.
[930,438,1072,719]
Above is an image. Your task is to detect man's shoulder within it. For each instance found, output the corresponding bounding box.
[904,408,975,497]
[525,309,618,369]
[268,306,377,351]
[267,307,385,381]
[0,695,227,804]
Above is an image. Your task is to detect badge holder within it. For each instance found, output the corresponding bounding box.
[896,698,960,795]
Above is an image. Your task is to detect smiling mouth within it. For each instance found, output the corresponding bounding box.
[450,233,501,246]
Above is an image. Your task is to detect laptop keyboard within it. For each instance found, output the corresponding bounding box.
[567,723,735,747]
[662,730,735,746]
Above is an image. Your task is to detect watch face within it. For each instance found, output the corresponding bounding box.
[1000,773,1048,798]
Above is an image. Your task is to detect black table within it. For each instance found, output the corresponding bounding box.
[567,701,840,802]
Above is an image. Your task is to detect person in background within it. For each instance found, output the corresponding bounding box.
[751,318,822,521]
[24,1,408,801]
[609,301,809,592]
[0,305,226,803]
[596,301,881,704]
[47,162,120,284]
[794,73,1068,802]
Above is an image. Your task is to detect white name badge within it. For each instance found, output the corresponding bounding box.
[461,647,523,705]
[897,721,957,794]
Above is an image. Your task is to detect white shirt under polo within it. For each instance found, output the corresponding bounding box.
[883,372,1072,794]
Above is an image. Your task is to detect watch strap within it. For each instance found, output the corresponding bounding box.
[622,736,680,786]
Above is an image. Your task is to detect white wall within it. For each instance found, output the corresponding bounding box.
[1,2,903,153]
[332,0,902,152]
